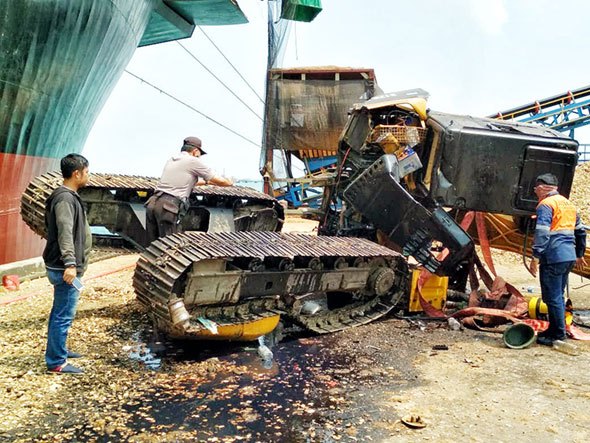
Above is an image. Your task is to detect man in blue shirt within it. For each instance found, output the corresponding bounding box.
[529,173,587,346]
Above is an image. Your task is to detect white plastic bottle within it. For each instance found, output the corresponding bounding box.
[447,317,462,331]
[257,336,274,368]
[552,340,579,356]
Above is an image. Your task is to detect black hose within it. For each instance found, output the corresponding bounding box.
[522,217,531,269]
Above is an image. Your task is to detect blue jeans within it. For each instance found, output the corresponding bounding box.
[539,261,575,340]
[45,269,80,368]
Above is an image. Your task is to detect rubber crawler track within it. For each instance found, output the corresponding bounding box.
[133,231,409,335]
[21,171,278,239]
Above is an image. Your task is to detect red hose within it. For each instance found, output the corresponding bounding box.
[0,261,137,306]
[84,263,136,281]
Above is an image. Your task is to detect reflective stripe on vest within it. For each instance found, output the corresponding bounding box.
[536,194,577,232]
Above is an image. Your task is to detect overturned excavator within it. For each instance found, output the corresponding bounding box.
[318,89,583,288]
[22,89,585,340]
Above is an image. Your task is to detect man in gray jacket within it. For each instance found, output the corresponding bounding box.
[43,154,92,374]
[146,136,233,243]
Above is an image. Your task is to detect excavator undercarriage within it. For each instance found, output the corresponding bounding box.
[21,171,284,247]
[134,231,408,337]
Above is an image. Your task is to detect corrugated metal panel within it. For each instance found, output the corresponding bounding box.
[266,76,375,153]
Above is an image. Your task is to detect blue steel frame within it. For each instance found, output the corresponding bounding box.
[276,182,323,208]
[492,86,590,160]
[276,155,337,208]
[578,144,590,163]
[518,98,590,139]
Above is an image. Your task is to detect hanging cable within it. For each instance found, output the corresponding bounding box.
[294,22,299,61]
[125,70,260,147]
[176,41,263,121]
[196,26,265,105]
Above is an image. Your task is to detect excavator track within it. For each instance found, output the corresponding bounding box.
[21,172,283,244]
[133,231,409,336]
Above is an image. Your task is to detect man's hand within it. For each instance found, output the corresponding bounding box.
[63,266,77,284]
[575,256,588,271]
[529,258,538,277]
[208,176,233,187]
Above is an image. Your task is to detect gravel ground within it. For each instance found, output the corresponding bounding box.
[571,161,590,224]
[1,216,590,442]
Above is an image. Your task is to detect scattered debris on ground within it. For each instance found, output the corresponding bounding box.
[1,216,590,442]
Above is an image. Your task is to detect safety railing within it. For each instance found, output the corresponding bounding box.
[579,144,590,163]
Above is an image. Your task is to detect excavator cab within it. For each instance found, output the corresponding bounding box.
[322,89,579,282]
[425,112,578,214]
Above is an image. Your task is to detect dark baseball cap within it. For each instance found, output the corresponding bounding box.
[183,136,207,155]
[535,173,558,186]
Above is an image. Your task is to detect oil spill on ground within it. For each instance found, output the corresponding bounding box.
[121,330,354,441]
[76,320,424,442]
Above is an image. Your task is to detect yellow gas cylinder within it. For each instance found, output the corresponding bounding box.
[527,296,574,325]
[527,296,548,320]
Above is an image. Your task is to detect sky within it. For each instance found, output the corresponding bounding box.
[83,0,590,180]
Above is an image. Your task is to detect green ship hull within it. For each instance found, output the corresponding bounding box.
[0,0,246,264]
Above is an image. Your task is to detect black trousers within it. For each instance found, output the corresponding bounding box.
[145,193,182,244]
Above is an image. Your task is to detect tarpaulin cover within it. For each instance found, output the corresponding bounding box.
[167,0,247,25]
[281,0,322,22]
[140,0,247,46]
[266,78,374,155]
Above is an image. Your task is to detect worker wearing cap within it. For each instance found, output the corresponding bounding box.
[529,173,587,346]
[145,136,233,243]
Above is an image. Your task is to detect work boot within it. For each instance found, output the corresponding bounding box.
[537,335,555,346]
[537,330,552,339]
